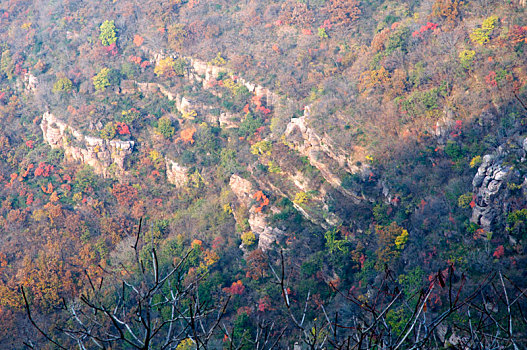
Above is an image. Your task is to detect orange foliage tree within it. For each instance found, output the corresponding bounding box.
[374,222,407,270]
[245,249,268,280]
[41,182,54,194]
[179,127,197,144]
[279,0,315,27]
[223,280,245,295]
[509,25,527,44]
[44,202,63,224]
[49,191,59,203]
[432,0,463,25]
[371,27,391,53]
[253,190,269,213]
[133,34,144,47]
[326,0,361,26]
[111,183,138,207]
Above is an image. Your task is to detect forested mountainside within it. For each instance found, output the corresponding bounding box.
[0,0,526,348]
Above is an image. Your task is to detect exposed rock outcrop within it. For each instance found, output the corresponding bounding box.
[471,138,524,230]
[123,80,182,107]
[188,58,227,86]
[40,112,134,177]
[141,47,279,108]
[136,49,369,225]
[23,73,39,93]
[165,158,189,188]
[187,57,279,107]
[229,174,284,251]
[284,107,364,202]
[219,112,239,129]
[434,106,499,144]
[432,108,456,143]
[255,175,335,230]
[121,80,219,123]
[140,49,366,200]
[230,174,255,205]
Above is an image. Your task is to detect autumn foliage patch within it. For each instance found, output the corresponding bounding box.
[253,190,269,213]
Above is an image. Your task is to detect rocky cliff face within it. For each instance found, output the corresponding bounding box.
[121,80,184,111]
[165,158,189,188]
[40,112,134,177]
[142,47,279,108]
[142,49,369,200]
[23,72,39,93]
[229,174,284,251]
[471,137,524,230]
[284,106,366,202]
[129,49,373,226]
[251,170,339,229]
[187,57,280,107]
[121,80,221,124]
[175,51,371,224]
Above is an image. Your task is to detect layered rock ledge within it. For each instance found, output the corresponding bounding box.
[40,112,134,177]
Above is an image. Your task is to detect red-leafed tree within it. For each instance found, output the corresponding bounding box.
[224,280,245,295]
[115,122,130,135]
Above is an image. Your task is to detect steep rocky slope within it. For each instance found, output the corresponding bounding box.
[40,51,375,234]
